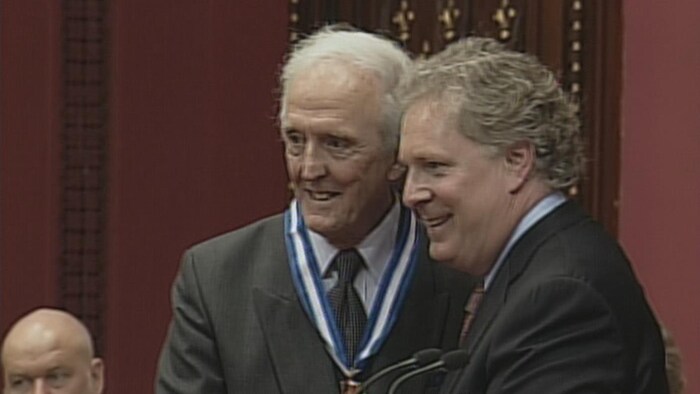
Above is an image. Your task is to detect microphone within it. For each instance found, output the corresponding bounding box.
[356,348,442,394]
[386,349,469,394]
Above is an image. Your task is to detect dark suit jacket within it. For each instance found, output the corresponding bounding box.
[156,214,472,394]
[442,201,668,394]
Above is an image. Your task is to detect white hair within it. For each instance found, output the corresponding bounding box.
[279,26,411,152]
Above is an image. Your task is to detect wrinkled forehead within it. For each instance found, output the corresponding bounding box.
[2,348,93,381]
[282,65,384,132]
[3,326,92,366]
[288,60,381,101]
[2,324,57,363]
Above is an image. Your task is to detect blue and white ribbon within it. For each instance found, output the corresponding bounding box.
[285,200,419,377]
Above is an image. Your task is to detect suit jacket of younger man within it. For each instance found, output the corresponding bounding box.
[156,213,473,394]
[442,201,669,394]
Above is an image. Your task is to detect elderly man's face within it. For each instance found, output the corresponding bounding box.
[399,99,516,275]
[2,342,103,394]
[282,62,395,247]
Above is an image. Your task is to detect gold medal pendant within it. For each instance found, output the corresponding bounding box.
[340,379,361,394]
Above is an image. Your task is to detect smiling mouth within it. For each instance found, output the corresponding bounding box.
[306,190,340,201]
[422,215,451,229]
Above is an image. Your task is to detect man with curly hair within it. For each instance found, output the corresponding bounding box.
[397,37,669,393]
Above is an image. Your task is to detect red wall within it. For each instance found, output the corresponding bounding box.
[3,2,698,393]
[0,2,61,326]
[1,2,289,393]
[620,1,700,393]
[105,2,289,392]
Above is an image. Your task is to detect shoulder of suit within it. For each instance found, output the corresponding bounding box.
[186,213,285,258]
[510,215,639,304]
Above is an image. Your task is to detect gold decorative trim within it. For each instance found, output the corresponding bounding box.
[289,0,300,42]
[493,0,517,42]
[392,0,415,44]
[565,0,584,198]
[420,40,432,57]
[566,0,584,110]
[439,0,461,42]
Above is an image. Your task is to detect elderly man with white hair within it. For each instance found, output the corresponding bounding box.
[155,26,472,394]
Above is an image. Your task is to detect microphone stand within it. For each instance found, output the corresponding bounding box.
[386,360,444,394]
[386,350,469,394]
[356,348,442,394]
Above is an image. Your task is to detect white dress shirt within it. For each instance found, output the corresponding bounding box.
[308,201,400,312]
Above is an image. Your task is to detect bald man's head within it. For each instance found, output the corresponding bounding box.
[1,308,103,394]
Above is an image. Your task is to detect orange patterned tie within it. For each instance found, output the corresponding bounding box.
[459,281,485,346]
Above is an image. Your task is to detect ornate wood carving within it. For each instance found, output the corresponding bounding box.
[288,0,621,235]
[392,0,415,44]
[439,0,461,42]
[492,0,517,42]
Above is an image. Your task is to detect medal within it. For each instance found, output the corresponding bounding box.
[340,379,361,394]
[285,199,419,379]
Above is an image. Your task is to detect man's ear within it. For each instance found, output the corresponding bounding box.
[91,358,105,393]
[504,140,536,194]
[387,163,406,182]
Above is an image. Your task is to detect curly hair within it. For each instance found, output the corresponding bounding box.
[279,25,411,153]
[397,37,584,189]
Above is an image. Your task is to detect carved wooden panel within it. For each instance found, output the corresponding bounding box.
[289,0,621,235]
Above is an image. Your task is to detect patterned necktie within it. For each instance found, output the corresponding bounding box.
[459,280,485,346]
[328,249,367,366]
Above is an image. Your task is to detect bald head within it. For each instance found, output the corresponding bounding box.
[2,309,95,363]
[2,308,103,394]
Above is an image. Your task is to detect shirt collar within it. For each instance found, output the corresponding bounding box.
[309,200,400,283]
[483,192,567,290]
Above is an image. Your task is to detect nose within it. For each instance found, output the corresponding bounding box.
[33,379,49,394]
[402,169,431,208]
[299,141,327,180]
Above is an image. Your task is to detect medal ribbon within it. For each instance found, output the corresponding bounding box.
[285,200,418,377]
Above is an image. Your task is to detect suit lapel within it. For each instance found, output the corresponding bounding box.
[465,200,587,356]
[463,270,507,355]
[253,283,338,393]
[443,201,589,393]
[369,240,461,394]
[251,224,338,394]
[440,265,508,393]
[252,219,472,394]
[505,201,586,281]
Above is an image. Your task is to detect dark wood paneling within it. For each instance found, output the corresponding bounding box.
[290,0,621,235]
[60,0,110,356]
